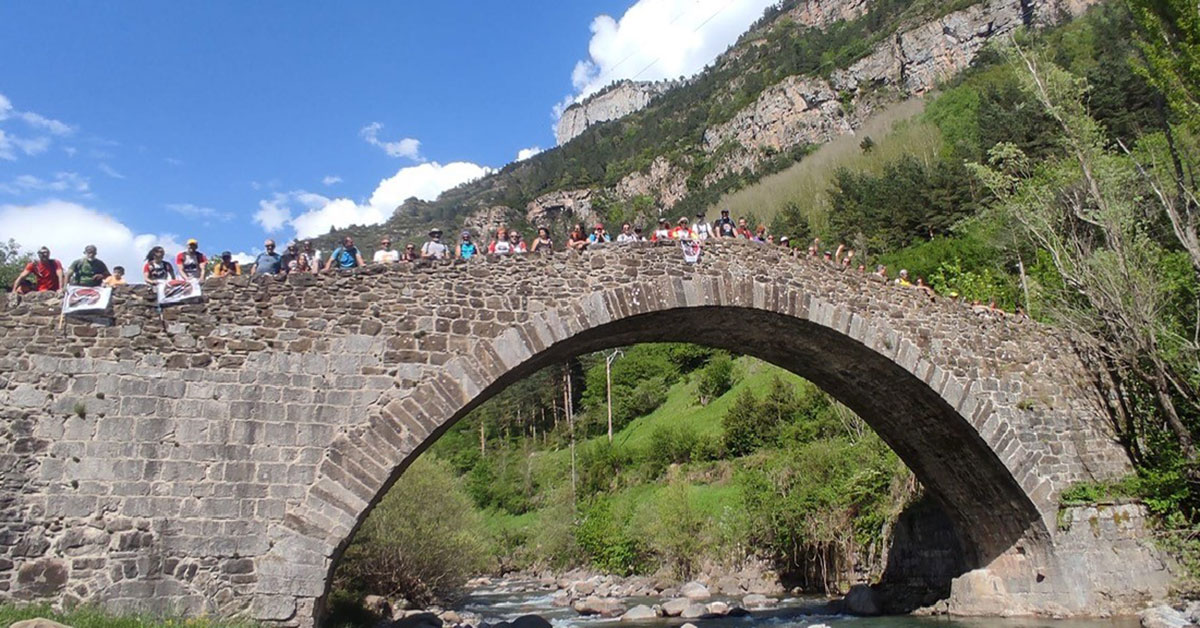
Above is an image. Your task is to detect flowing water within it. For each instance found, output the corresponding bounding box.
[456,581,1139,628]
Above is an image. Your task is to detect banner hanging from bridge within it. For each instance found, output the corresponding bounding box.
[61,285,113,315]
[156,278,202,306]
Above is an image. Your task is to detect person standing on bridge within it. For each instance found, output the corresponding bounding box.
[530,227,553,253]
[143,246,177,283]
[251,240,282,275]
[373,237,399,264]
[458,231,479,259]
[325,236,365,271]
[567,224,589,251]
[12,246,64,293]
[176,239,207,280]
[715,209,736,238]
[693,212,713,240]
[421,229,449,260]
[67,245,110,287]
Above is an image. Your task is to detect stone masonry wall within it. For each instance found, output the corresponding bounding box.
[0,240,1147,624]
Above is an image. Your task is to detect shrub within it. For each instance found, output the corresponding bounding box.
[697,353,735,405]
[644,424,701,478]
[333,454,490,607]
[575,498,646,575]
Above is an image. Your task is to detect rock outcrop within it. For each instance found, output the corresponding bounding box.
[525,188,596,227]
[703,75,855,154]
[555,80,675,145]
[615,156,689,209]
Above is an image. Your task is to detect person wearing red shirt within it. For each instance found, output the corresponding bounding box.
[12,247,64,293]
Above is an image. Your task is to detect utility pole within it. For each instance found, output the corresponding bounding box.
[564,364,577,510]
[605,349,623,443]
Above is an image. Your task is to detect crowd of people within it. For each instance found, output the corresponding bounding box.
[7,208,1013,314]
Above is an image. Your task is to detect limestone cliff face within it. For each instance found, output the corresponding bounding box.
[703,76,856,154]
[786,0,871,28]
[697,0,1098,180]
[615,156,689,209]
[555,80,675,145]
[830,0,1094,95]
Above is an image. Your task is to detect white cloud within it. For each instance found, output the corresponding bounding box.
[253,196,292,232]
[19,112,72,136]
[0,172,90,195]
[165,157,183,166]
[0,94,11,121]
[322,175,343,186]
[0,130,50,160]
[360,122,422,160]
[165,203,234,223]
[97,163,125,179]
[516,146,543,161]
[368,161,492,210]
[0,200,183,284]
[255,161,492,240]
[559,0,776,111]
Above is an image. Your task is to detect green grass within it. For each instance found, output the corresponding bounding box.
[0,604,256,628]
[614,357,804,452]
[480,357,800,553]
[714,99,937,233]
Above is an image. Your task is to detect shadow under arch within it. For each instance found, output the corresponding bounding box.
[315,304,1047,619]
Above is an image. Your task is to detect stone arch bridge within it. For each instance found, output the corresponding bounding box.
[0,240,1169,624]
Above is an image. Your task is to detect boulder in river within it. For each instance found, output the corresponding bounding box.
[573,580,596,596]
[680,603,708,619]
[389,612,443,628]
[490,615,552,628]
[620,605,658,621]
[680,581,711,600]
[661,598,691,617]
[681,624,699,628]
[715,576,742,595]
[843,584,881,616]
[706,601,730,616]
[573,595,625,617]
[1138,605,1192,628]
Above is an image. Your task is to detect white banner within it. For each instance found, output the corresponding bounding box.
[62,285,113,315]
[156,278,202,306]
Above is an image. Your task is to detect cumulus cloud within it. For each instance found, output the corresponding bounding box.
[165,203,234,223]
[516,146,543,161]
[322,175,343,186]
[0,200,183,284]
[360,122,422,160]
[0,172,89,195]
[560,0,776,110]
[254,161,492,240]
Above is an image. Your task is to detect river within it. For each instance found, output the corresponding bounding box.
[456,581,1139,628]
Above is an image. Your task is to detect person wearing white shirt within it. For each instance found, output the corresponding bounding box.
[616,223,639,243]
[693,212,713,241]
[373,238,400,264]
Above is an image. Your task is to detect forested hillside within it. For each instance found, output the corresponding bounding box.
[311,0,1091,254]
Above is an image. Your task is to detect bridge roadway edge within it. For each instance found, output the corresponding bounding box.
[0,240,1168,624]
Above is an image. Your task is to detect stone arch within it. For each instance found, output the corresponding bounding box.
[0,241,1153,625]
[258,250,1122,624]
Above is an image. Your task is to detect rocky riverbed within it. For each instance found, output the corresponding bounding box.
[364,571,1163,628]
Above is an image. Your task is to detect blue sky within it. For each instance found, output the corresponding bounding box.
[0,0,774,277]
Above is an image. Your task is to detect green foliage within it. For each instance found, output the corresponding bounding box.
[575,498,646,575]
[0,239,32,292]
[333,454,489,607]
[642,478,706,579]
[1127,0,1200,128]
[697,353,735,404]
[0,605,257,628]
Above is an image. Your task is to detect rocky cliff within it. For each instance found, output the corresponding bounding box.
[555,80,676,145]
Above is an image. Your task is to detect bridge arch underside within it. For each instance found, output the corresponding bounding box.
[320,305,1044,616]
